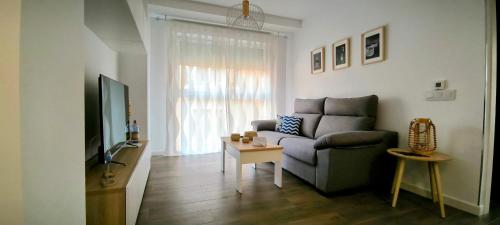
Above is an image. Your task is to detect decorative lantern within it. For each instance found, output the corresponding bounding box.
[408,118,437,155]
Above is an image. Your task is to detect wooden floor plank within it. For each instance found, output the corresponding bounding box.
[137,153,499,225]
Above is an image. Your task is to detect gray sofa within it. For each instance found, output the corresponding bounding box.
[251,95,397,193]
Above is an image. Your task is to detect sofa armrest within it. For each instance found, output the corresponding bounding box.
[314,130,397,150]
[315,130,398,193]
[251,120,277,131]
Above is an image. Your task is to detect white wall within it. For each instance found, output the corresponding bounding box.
[84,26,119,161]
[119,52,149,140]
[127,0,150,53]
[0,0,24,224]
[20,0,86,224]
[149,18,168,154]
[289,0,485,214]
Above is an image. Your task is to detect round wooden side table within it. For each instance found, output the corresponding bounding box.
[387,148,451,218]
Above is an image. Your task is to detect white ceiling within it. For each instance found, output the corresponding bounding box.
[85,0,145,53]
[191,0,320,20]
[149,0,304,32]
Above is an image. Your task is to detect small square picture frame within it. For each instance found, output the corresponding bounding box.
[362,26,385,65]
[311,47,325,74]
[332,38,350,70]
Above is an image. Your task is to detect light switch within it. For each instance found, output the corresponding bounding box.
[425,89,456,101]
[434,80,447,90]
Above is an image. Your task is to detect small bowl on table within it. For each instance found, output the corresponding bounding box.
[231,133,241,141]
[244,131,258,141]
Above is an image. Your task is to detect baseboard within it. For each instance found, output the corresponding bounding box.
[151,149,167,156]
[151,150,189,156]
[151,150,221,156]
[400,182,482,216]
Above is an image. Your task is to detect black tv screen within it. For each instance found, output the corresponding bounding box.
[98,74,129,163]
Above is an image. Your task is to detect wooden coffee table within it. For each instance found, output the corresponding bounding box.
[221,137,283,193]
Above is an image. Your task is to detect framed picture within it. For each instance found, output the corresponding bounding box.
[311,47,325,74]
[332,38,350,70]
[362,26,385,65]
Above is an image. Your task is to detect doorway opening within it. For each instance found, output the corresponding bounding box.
[491,0,500,211]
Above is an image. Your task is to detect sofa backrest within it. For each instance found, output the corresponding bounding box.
[314,95,378,139]
[293,98,325,138]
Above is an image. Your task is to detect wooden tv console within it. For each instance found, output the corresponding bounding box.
[86,141,151,225]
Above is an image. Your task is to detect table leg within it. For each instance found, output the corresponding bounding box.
[236,158,242,193]
[428,162,438,203]
[274,161,282,188]
[391,159,401,194]
[433,162,446,218]
[221,140,226,173]
[392,158,405,207]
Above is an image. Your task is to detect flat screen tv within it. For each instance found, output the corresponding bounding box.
[98,74,129,163]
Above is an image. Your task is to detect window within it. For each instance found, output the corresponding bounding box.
[165,21,281,155]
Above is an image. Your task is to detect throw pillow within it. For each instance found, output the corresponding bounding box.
[275,115,283,131]
[278,115,302,135]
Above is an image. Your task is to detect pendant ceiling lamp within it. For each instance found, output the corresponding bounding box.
[226,0,265,31]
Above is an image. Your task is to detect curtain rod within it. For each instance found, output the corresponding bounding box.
[153,14,287,38]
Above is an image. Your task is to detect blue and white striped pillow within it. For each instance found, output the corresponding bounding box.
[275,115,283,131]
[276,115,302,135]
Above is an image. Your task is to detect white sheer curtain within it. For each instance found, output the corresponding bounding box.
[165,21,282,155]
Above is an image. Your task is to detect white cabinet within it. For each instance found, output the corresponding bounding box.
[126,144,150,225]
[86,141,151,225]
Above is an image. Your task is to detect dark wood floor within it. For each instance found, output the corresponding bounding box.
[137,153,500,225]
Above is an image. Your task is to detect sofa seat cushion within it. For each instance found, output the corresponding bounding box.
[257,131,305,145]
[281,138,317,166]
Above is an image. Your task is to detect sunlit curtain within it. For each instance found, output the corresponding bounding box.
[165,21,282,155]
